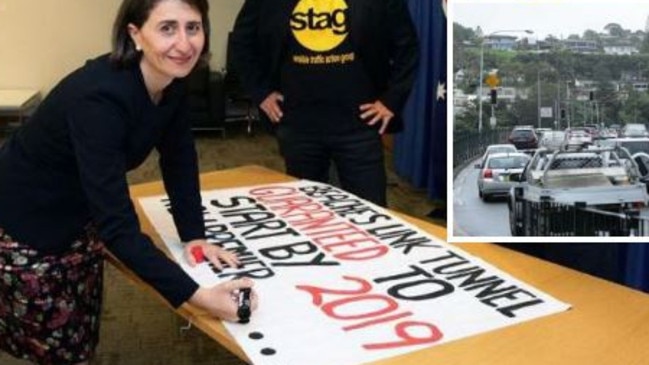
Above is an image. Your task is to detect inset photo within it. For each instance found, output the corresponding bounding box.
[450,0,649,241]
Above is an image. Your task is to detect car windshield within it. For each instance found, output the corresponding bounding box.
[488,156,529,169]
[511,130,534,137]
[625,124,646,132]
[544,132,564,139]
[488,146,516,154]
[619,141,649,155]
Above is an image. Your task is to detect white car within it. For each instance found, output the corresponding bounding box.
[597,137,649,156]
[540,130,566,151]
[565,130,592,149]
[476,152,530,201]
[621,123,649,138]
[476,144,517,168]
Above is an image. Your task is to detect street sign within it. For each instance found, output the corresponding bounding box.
[485,73,500,88]
[540,107,553,118]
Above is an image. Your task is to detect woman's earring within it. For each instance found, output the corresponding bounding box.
[135,44,142,51]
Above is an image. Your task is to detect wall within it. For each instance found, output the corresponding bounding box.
[209,0,245,72]
[0,0,244,94]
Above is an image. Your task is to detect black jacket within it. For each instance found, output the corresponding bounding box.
[0,55,201,308]
[230,0,419,133]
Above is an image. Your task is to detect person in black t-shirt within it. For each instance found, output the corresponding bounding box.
[0,1,257,364]
[231,0,419,206]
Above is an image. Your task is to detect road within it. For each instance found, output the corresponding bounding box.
[453,159,511,237]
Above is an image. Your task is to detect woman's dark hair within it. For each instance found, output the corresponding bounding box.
[110,0,210,67]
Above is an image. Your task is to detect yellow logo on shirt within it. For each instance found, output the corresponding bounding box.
[290,0,349,52]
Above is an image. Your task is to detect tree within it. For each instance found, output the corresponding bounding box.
[507,97,539,127]
[593,79,621,125]
[454,101,480,134]
[453,23,476,44]
[583,29,600,41]
[453,23,479,74]
[452,20,649,135]
[604,23,624,37]
[619,89,649,124]
[640,35,649,54]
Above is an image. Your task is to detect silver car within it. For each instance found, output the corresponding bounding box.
[539,130,565,151]
[621,123,649,138]
[477,152,530,201]
[597,137,649,155]
[476,143,517,168]
[564,130,592,149]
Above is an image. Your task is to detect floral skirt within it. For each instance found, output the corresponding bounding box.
[0,227,104,365]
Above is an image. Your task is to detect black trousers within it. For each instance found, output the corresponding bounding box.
[276,124,387,207]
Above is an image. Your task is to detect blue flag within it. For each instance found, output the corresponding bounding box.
[429,0,447,201]
[395,0,447,203]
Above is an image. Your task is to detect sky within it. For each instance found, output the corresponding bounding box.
[453,0,649,41]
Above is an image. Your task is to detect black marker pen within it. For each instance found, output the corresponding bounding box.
[238,287,251,324]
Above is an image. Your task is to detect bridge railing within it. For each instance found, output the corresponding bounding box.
[513,198,647,236]
[453,128,510,175]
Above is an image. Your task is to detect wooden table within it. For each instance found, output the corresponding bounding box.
[0,89,41,125]
[124,165,649,364]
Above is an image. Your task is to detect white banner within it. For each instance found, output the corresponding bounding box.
[139,181,570,365]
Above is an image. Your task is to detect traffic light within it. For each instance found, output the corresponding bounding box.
[560,109,566,119]
[490,89,497,105]
[589,91,594,101]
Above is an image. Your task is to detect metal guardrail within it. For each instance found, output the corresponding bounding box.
[453,129,510,169]
[512,198,646,236]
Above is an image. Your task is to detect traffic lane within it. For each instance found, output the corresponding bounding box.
[453,160,510,237]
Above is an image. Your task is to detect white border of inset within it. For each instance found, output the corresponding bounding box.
[447,0,649,243]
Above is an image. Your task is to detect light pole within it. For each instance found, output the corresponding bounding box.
[536,40,541,129]
[477,28,533,133]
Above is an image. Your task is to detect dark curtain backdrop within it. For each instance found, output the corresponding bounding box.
[394,0,447,202]
[501,243,649,294]
[624,243,649,292]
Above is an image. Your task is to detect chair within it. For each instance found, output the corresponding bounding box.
[223,70,258,135]
[185,64,225,135]
[223,32,259,135]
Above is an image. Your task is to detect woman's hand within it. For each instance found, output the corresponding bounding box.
[189,278,259,322]
[184,239,239,270]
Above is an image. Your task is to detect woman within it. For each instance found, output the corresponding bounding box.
[0,0,257,364]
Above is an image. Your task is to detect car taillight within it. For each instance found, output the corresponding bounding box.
[483,169,493,178]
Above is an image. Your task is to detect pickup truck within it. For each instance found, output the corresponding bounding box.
[507,146,649,236]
